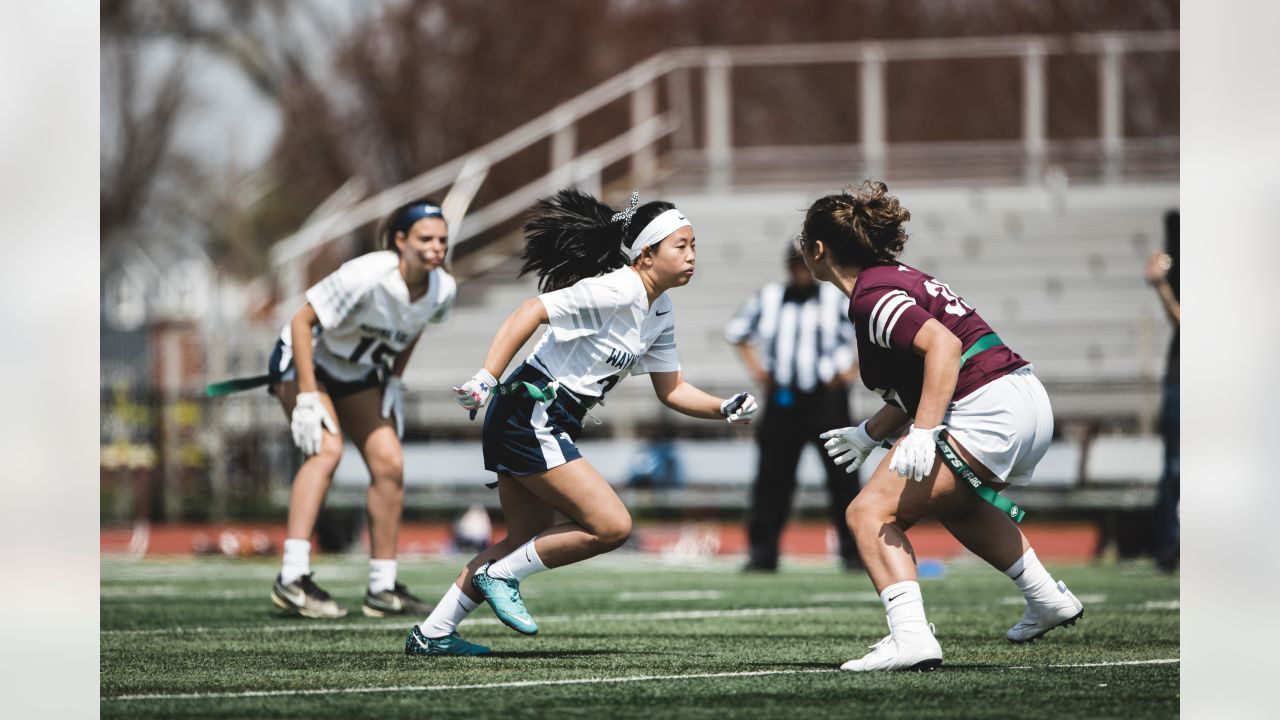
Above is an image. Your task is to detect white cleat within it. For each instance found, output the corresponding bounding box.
[839,623,943,672]
[1007,580,1085,644]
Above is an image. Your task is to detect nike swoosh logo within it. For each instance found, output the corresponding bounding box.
[413,630,430,648]
[280,586,306,606]
[656,310,670,316]
[887,593,906,602]
[508,613,533,625]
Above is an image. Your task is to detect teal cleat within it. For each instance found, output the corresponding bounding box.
[471,562,538,635]
[404,625,491,656]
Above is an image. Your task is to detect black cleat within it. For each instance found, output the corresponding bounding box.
[363,582,433,617]
[271,574,347,619]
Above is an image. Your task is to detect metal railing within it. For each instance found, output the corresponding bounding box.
[269,31,1178,320]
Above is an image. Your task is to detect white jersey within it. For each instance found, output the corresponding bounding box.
[277,251,456,382]
[529,266,680,401]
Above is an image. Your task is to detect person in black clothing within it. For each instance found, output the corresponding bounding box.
[726,246,863,571]
[1146,210,1180,572]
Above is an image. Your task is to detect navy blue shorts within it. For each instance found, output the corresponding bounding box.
[266,339,381,401]
[482,362,588,478]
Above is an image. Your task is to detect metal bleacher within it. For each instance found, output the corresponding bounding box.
[248,34,1178,518]
[395,184,1174,427]
[321,182,1177,515]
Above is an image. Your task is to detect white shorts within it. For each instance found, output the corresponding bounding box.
[943,366,1054,487]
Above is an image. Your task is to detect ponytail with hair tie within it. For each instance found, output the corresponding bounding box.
[520,188,681,293]
[521,189,628,293]
[802,179,911,268]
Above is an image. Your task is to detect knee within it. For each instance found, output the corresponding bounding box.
[846,494,893,534]
[591,513,632,552]
[311,434,345,474]
[367,448,405,487]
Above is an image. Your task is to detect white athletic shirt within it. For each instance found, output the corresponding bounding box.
[277,251,456,382]
[528,266,680,401]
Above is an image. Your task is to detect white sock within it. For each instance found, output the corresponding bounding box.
[280,538,311,585]
[485,538,550,582]
[1004,548,1056,603]
[880,580,929,634]
[418,583,479,638]
[369,559,397,594]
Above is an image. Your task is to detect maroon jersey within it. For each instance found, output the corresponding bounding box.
[848,262,1027,417]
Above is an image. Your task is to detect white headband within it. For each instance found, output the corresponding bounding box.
[626,208,691,262]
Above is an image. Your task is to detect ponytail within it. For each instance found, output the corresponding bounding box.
[520,189,625,292]
[520,189,678,292]
[801,180,910,268]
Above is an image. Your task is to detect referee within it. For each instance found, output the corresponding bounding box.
[725,246,863,572]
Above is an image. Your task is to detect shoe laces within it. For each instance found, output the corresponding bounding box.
[297,574,332,601]
[499,576,519,599]
[871,622,937,650]
[391,582,423,602]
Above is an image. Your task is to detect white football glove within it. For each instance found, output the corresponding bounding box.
[720,392,758,424]
[820,421,880,474]
[291,391,337,456]
[452,368,498,418]
[381,376,405,438]
[888,424,944,482]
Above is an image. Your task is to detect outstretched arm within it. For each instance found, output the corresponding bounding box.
[453,297,548,416]
[649,370,755,422]
[481,297,549,379]
[649,369,724,420]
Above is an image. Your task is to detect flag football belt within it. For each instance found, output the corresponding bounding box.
[520,358,601,410]
[495,379,559,403]
[934,434,1026,524]
[206,374,273,397]
[959,333,1003,367]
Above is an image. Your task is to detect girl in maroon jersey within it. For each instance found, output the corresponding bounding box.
[797,181,1084,672]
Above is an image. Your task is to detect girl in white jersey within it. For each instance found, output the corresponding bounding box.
[403,189,758,656]
[268,198,456,620]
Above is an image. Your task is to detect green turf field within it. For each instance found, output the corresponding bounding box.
[101,555,1179,719]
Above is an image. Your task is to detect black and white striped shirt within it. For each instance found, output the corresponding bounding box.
[724,282,856,392]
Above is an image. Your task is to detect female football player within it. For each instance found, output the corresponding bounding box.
[801,181,1083,672]
[404,189,757,656]
[268,198,455,620]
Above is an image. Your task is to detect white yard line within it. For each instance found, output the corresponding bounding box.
[100,586,266,600]
[810,592,883,603]
[615,590,723,601]
[1005,658,1180,670]
[103,659,1181,703]
[102,606,846,637]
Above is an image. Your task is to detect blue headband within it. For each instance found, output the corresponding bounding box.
[393,202,445,235]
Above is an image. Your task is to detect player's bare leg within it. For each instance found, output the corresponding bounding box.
[337,387,430,616]
[839,440,972,671]
[453,474,559,603]
[409,473,555,655]
[270,381,346,618]
[508,459,633,566]
[934,436,1082,643]
[468,459,631,635]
